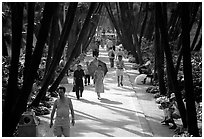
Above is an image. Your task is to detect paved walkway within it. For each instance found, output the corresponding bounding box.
[37,46,175,137]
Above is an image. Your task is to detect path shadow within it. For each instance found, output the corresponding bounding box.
[99,98,123,105]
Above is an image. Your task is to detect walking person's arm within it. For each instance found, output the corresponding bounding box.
[50,100,57,128]
[68,98,75,126]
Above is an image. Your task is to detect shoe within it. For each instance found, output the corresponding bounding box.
[169,125,177,129]
[120,83,123,86]
[98,97,101,100]
[85,84,87,86]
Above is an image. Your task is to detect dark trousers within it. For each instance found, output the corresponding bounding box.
[84,74,90,85]
[75,79,84,99]
[109,58,114,68]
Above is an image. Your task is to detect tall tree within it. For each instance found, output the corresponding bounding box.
[3,3,58,136]
[155,2,187,128]
[181,3,199,136]
[30,3,78,107]
[49,2,98,92]
[154,5,166,95]
[2,3,24,136]
[23,3,35,80]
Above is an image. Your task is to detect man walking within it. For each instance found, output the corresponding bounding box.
[50,86,75,137]
[108,47,115,68]
[73,65,85,99]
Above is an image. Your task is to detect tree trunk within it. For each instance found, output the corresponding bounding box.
[44,5,60,78]
[49,3,97,92]
[156,2,187,128]
[155,7,166,95]
[181,3,199,136]
[24,3,35,81]
[2,3,24,136]
[3,3,58,137]
[131,2,144,64]
[30,3,78,107]
[145,11,155,40]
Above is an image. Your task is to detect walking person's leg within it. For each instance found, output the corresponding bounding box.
[80,86,84,97]
[117,76,120,87]
[53,126,63,137]
[87,75,90,85]
[75,85,80,99]
[97,92,101,99]
[84,75,87,86]
[62,126,70,137]
[111,59,114,68]
[120,75,123,86]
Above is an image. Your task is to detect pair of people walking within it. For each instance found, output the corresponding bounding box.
[73,63,104,100]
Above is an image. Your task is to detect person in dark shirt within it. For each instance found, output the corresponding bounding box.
[73,65,85,100]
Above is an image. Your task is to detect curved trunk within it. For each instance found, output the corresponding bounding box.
[30,3,78,107]
[23,3,35,80]
[3,3,24,136]
[181,3,199,136]
[49,3,97,92]
[156,2,187,128]
[155,7,166,95]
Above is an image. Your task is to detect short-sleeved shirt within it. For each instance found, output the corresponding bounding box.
[116,60,124,69]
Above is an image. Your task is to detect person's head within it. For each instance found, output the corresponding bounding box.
[118,55,122,61]
[77,64,82,70]
[57,86,66,98]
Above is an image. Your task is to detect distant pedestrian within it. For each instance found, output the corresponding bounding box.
[106,39,113,51]
[116,48,125,60]
[92,40,99,57]
[94,65,105,100]
[108,47,115,68]
[73,65,85,99]
[84,61,90,86]
[50,86,75,137]
[116,55,125,87]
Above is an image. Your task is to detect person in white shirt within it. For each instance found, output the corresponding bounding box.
[116,55,125,87]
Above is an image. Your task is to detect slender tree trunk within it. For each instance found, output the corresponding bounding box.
[23,3,35,81]
[2,3,24,136]
[145,11,155,40]
[4,3,58,136]
[45,5,60,77]
[181,3,199,136]
[49,3,97,92]
[156,3,187,128]
[155,7,166,95]
[30,3,78,107]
